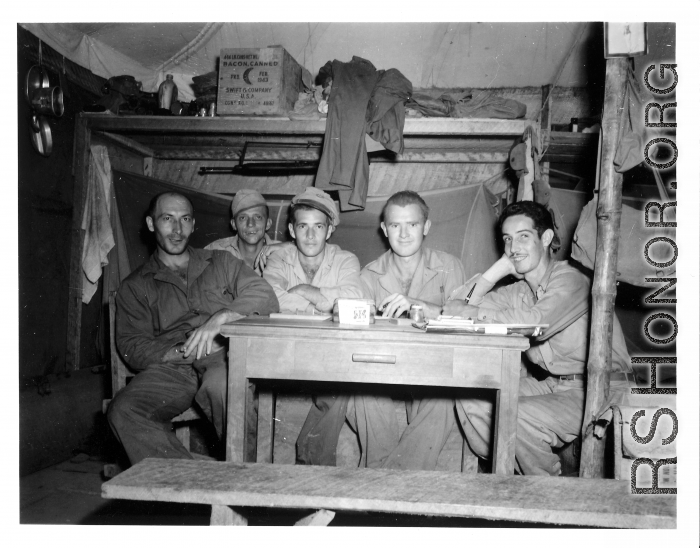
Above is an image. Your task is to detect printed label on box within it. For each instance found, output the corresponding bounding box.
[338,301,371,325]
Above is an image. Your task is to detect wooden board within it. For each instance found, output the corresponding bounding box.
[102,458,676,528]
[270,313,332,322]
[80,113,533,137]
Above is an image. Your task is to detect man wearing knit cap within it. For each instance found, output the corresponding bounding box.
[262,187,365,465]
[205,189,280,276]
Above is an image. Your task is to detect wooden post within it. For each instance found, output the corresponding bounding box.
[66,115,91,371]
[579,57,629,478]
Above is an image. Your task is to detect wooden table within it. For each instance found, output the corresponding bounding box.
[221,318,530,475]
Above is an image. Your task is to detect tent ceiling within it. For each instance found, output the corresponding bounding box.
[20,22,673,104]
[67,23,208,69]
[22,22,605,102]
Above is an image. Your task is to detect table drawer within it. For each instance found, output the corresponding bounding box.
[240,336,504,387]
[294,340,454,380]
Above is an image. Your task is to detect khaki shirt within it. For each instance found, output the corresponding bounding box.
[205,234,279,276]
[263,243,365,313]
[456,260,631,376]
[360,247,466,308]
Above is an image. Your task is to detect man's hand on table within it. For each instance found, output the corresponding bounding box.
[183,309,245,360]
[378,293,413,318]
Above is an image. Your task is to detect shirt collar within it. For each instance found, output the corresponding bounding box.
[367,247,446,274]
[534,259,560,301]
[281,242,338,270]
[142,247,213,283]
[370,247,444,297]
[234,233,273,251]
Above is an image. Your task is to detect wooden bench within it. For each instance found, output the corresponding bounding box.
[101,458,676,528]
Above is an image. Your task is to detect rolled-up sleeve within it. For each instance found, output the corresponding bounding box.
[448,273,495,304]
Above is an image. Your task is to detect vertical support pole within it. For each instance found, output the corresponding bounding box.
[540,84,552,186]
[66,115,91,371]
[579,57,629,479]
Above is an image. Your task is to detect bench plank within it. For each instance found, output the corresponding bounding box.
[102,458,676,528]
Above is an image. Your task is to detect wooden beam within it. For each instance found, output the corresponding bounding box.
[65,116,91,371]
[154,146,509,164]
[81,113,533,137]
[579,57,629,479]
[94,131,155,158]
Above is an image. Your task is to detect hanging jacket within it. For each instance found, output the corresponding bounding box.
[315,57,412,211]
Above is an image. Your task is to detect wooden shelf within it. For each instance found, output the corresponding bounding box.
[80,113,533,137]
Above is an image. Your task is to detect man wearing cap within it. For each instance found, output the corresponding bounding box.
[108,191,279,465]
[263,186,364,314]
[205,189,280,276]
[262,187,365,465]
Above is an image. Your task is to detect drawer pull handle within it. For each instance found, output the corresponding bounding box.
[352,353,396,364]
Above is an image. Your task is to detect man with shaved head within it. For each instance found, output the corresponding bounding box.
[108,192,279,465]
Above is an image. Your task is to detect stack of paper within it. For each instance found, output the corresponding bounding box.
[423,316,548,336]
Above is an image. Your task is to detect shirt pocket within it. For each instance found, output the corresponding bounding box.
[202,287,234,311]
[550,332,588,363]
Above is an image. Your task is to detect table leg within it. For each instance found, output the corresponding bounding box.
[257,391,276,463]
[492,349,521,474]
[226,336,248,463]
[210,505,247,525]
[244,379,259,462]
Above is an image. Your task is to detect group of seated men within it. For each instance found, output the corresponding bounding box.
[108,186,635,476]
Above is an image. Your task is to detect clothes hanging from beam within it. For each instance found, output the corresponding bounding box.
[315,56,412,211]
[81,145,114,304]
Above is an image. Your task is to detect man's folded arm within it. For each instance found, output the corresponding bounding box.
[317,254,365,304]
[478,270,590,340]
[262,254,311,312]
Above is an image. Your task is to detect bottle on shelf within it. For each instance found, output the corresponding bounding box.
[158,74,178,110]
